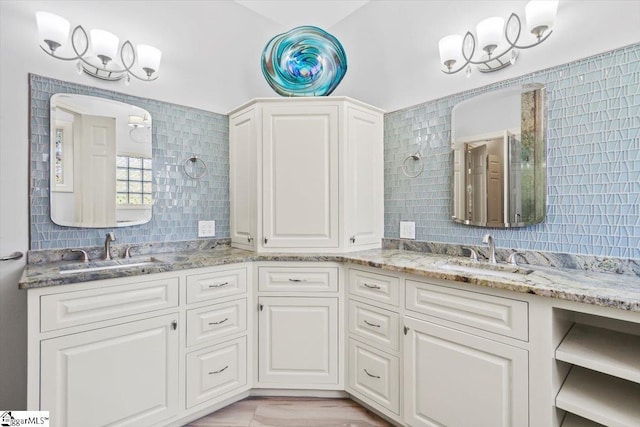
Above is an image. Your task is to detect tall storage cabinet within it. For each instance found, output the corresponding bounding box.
[229,97,384,253]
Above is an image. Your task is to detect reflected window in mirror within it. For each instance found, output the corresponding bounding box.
[50,94,153,228]
[451,84,546,228]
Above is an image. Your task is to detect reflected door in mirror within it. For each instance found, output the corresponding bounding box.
[451,84,546,228]
[50,94,153,228]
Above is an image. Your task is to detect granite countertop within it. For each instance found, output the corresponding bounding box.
[20,247,640,312]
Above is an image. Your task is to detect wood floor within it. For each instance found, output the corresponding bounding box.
[186,397,392,427]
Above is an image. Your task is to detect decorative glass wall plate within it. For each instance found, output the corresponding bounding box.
[261,26,347,97]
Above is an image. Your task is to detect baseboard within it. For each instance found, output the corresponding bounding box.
[163,390,251,427]
[250,388,349,398]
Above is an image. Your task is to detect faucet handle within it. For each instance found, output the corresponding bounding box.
[507,252,521,266]
[464,247,479,261]
[124,246,138,258]
[71,249,89,262]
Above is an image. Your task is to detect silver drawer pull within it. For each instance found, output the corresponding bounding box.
[364,369,380,379]
[209,365,229,375]
[363,320,381,328]
[288,278,307,282]
[209,282,229,288]
[209,318,229,325]
[363,283,381,290]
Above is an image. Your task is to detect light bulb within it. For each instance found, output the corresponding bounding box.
[90,29,119,65]
[137,44,162,77]
[438,35,463,71]
[476,17,504,57]
[525,0,559,39]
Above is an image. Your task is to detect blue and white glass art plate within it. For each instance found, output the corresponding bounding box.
[261,26,347,97]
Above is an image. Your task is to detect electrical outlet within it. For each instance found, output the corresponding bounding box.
[399,221,416,239]
[198,220,216,237]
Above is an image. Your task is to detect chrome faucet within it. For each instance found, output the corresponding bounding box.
[104,232,116,260]
[482,233,497,264]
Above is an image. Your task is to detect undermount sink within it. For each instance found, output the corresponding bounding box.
[59,256,165,275]
[439,259,533,277]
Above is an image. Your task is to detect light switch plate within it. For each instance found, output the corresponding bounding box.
[198,220,216,237]
[400,221,416,239]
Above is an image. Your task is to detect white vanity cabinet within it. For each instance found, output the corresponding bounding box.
[28,264,252,427]
[183,266,251,412]
[346,267,402,422]
[228,97,384,253]
[255,264,342,389]
[40,313,180,427]
[30,276,181,427]
[402,278,529,427]
[258,296,339,386]
[403,317,528,427]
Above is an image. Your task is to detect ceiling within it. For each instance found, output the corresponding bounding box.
[235,1,370,28]
[1,1,639,114]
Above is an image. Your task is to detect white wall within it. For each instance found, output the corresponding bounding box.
[332,1,640,112]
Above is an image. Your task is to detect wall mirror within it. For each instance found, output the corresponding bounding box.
[451,84,546,227]
[50,94,153,228]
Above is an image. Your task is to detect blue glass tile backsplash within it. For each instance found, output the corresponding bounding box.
[384,43,640,259]
[30,74,229,250]
[30,43,639,258]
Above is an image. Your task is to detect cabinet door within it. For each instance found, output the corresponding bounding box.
[262,104,339,248]
[41,314,179,427]
[403,317,528,427]
[345,106,383,247]
[229,108,257,250]
[258,297,338,385]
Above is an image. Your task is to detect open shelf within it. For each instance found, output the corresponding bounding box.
[556,323,640,383]
[556,366,640,426]
[561,413,605,427]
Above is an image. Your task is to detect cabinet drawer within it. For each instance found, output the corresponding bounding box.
[348,268,399,306]
[258,266,338,292]
[348,339,399,415]
[187,268,247,304]
[40,277,179,332]
[186,337,247,409]
[186,299,247,347]
[406,279,529,341]
[349,300,399,351]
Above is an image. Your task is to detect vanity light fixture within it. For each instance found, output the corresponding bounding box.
[127,114,150,128]
[36,11,162,84]
[438,0,558,76]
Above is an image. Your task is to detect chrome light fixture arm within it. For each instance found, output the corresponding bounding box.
[505,13,553,50]
[36,12,161,83]
[39,25,88,61]
[120,40,158,82]
[441,31,475,75]
[41,24,128,81]
[441,9,554,75]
